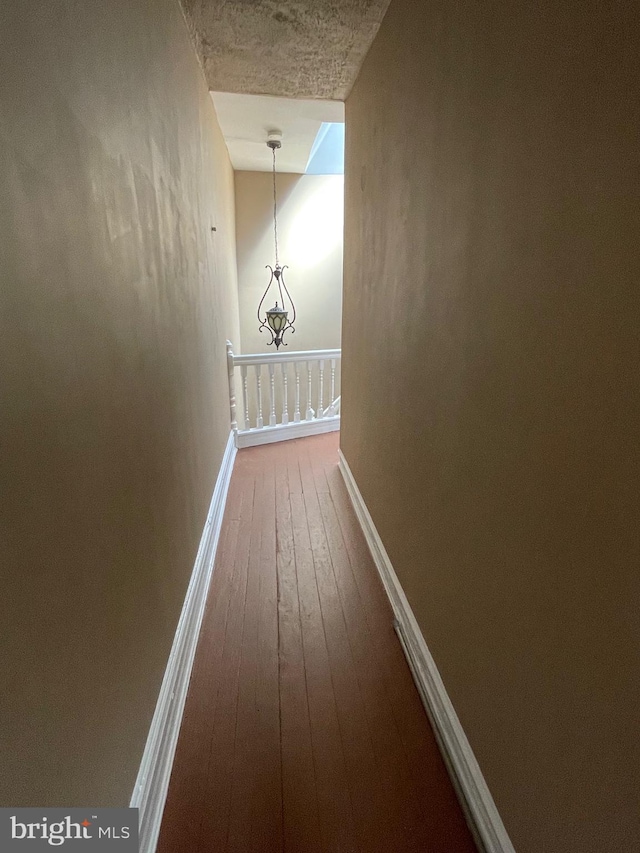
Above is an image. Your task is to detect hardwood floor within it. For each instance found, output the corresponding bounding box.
[157,433,477,852]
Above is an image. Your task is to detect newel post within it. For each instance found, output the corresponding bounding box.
[226,340,237,432]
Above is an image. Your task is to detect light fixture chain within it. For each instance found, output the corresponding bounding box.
[258,134,295,350]
[272,145,279,268]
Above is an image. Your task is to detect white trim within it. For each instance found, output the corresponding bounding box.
[323,395,341,417]
[338,449,516,853]
[235,415,340,448]
[232,348,340,366]
[130,431,237,853]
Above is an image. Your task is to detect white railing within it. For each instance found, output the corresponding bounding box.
[226,341,341,448]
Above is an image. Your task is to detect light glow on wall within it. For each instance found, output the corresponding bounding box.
[285,176,344,269]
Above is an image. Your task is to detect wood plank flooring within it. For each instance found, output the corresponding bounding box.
[157,433,477,853]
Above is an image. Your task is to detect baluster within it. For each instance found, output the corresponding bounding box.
[269,363,277,426]
[294,363,301,422]
[281,363,289,424]
[317,360,325,419]
[241,365,250,430]
[329,358,336,415]
[226,341,237,431]
[306,361,314,421]
[227,341,238,430]
[255,364,263,429]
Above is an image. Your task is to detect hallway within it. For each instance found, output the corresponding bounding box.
[157,433,476,852]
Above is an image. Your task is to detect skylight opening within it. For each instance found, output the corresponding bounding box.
[305,123,345,175]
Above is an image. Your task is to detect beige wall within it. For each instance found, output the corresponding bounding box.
[342,1,639,851]
[0,0,239,806]
[234,171,343,354]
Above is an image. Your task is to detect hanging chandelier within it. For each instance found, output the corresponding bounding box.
[257,131,296,349]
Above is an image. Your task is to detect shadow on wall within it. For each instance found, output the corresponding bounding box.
[0,0,239,806]
[1,109,231,802]
[234,171,344,355]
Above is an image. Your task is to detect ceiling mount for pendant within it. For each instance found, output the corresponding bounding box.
[266,129,282,150]
[257,131,296,350]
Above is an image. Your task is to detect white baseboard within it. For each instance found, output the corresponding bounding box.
[338,450,515,853]
[235,415,339,448]
[130,431,237,853]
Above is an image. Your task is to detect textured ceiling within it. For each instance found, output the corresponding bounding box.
[181,0,391,100]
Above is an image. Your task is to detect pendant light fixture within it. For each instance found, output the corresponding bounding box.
[257,131,296,349]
